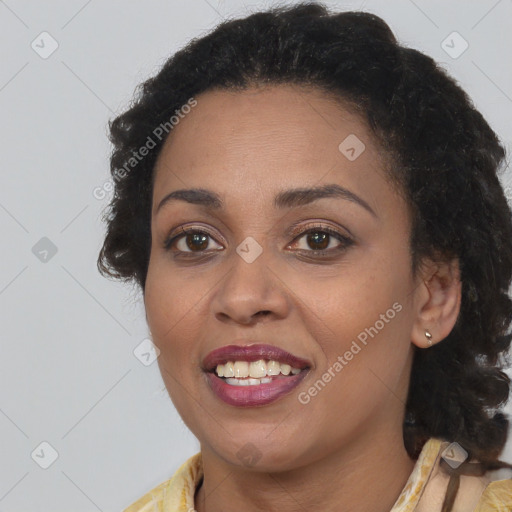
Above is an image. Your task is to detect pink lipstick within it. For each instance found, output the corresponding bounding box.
[202,343,311,407]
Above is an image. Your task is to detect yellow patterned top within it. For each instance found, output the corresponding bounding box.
[123,438,512,512]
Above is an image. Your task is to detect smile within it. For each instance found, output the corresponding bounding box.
[202,343,311,407]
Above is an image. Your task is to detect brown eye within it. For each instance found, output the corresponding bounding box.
[165,228,223,253]
[184,233,209,251]
[306,231,330,250]
[286,225,354,256]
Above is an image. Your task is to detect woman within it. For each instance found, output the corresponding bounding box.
[98,3,512,511]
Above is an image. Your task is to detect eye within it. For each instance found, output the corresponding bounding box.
[163,223,353,258]
[164,227,223,253]
[286,224,353,255]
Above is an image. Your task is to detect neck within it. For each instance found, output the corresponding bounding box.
[194,428,416,512]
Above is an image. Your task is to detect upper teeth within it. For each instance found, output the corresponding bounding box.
[215,360,302,378]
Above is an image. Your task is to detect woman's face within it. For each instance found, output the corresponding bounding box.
[145,84,426,470]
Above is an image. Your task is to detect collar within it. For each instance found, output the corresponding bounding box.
[124,437,509,512]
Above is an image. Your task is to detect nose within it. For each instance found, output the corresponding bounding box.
[211,250,290,326]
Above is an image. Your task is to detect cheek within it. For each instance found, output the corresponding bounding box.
[144,260,200,353]
[292,264,401,338]
[290,250,413,373]
[144,263,206,418]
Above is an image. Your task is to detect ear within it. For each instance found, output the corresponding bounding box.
[411,257,462,349]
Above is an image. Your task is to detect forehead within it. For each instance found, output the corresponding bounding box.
[151,84,395,218]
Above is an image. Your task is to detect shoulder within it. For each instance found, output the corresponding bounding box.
[473,477,512,512]
[412,439,512,512]
[122,478,172,512]
[122,452,203,512]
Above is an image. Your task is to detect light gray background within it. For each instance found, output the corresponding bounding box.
[1,0,512,511]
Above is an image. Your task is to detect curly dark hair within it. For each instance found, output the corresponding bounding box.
[98,0,512,502]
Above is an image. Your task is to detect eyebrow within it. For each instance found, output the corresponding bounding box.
[156,184,377,218]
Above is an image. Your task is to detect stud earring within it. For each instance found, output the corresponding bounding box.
[425,330,433,346]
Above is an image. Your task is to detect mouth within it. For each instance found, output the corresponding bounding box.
[202,343,311,407]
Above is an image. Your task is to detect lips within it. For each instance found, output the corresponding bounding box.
[202,343,311,407]
[202,343,311,372]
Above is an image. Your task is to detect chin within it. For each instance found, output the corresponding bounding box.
[205,433,309,472]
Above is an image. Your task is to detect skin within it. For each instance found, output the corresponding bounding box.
[144,84,461,512]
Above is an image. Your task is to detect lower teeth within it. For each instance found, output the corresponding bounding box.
[225,377,273,386]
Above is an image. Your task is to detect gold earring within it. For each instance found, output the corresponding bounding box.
[425,330,433,346]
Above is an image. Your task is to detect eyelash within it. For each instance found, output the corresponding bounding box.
[163,223,354,259]
[286,223,353,256]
